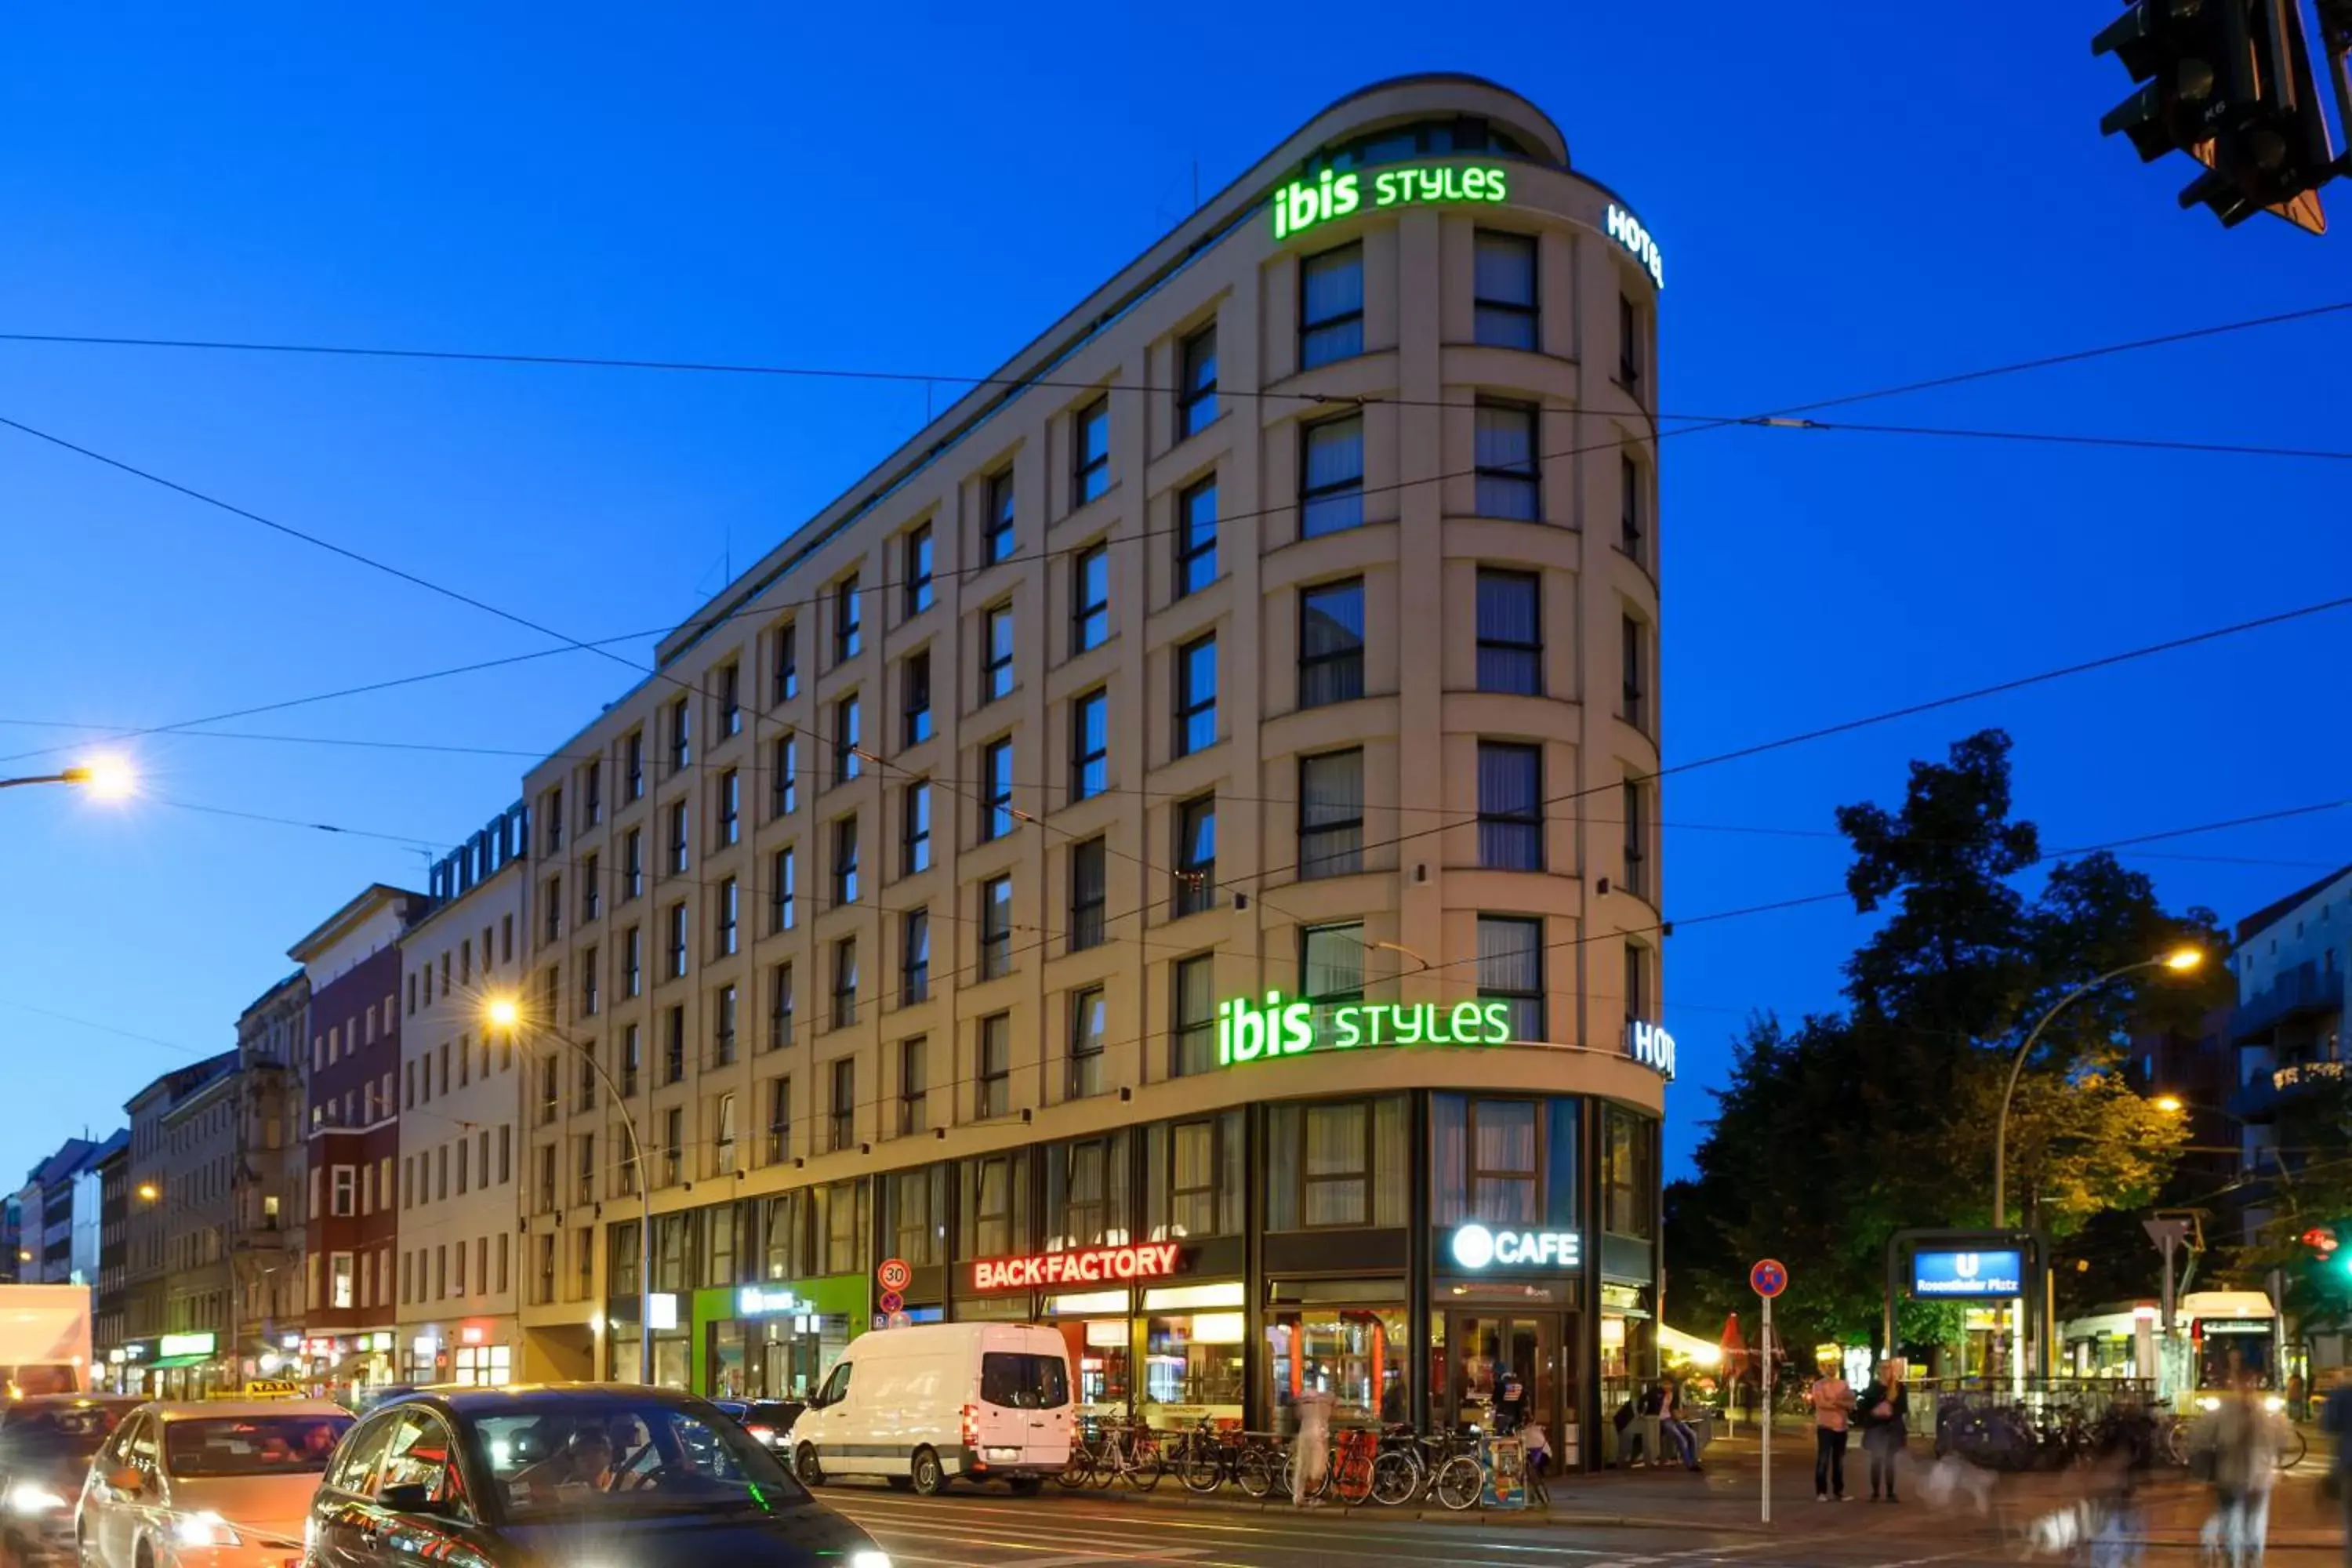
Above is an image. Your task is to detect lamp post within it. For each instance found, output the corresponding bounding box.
[1991,948,2205,1231]
[485,996,653,1386]
[2,759,136,797]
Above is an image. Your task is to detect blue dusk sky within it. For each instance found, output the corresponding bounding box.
[2,3,2345,1187]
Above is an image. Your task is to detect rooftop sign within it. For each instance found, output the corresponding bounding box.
[1273,164,1512,241]
[1218,993,1511,1066]
[1628,1021,1678,1080]
[1606,204,1664,289]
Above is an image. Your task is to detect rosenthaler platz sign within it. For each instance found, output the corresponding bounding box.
[969,1242,1181,1294]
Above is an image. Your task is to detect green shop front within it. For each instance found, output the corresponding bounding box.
[694,1274,871,1400]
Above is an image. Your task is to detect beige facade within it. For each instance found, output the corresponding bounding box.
[517,76,1669,1447]
[394,815,530,1387]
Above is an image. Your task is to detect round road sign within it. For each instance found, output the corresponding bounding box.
[878,1289,905,1316]
[1750,1258,1789,1299]
[877,1258,913,1292]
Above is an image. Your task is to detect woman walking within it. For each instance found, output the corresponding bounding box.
[1857,1360,1911,1502]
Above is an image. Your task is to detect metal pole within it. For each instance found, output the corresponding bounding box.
[0,772,81,789]
[2160,1234,2178,1337]
[1760,1294,1773,1526]
[1994,960,2165,1229]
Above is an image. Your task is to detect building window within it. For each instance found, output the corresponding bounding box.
[981,739,1014,841]
[1301,923,1365,1039]
[544,874,564,943]
[583,760,602,826]
[1603,1106,1654,1240]
[1474,401,1539,521]
[1172,954,1216,1076]
[902,781,932,875]
[663,1005,686,1084]
[624,730,645,802]
[765,1076,791,1164]
[1619,293,1644,388]
[1298,750,1364,879]
[977,1014,1011,1118]
[1178,322,1218,439]
[710,982,739,1067]
[666,901,688,979]
[662,1107,684,1187]
[1071,690,1109,801]
[831,938,858,1030]
[666,800,689,876]
[1477,742,1543,870]
[620,1025,641,1098]
[719,769,741,845]
[1298,579,1365,709]
[1622,614,1649,731]
[829,1058,855,1152]
[622,925,642,997]
[901,907,931,1004]
[717,877,740,956]
[622,828,643,901]
[768,962,795,1053]
[772,620,799,705]
[1300,414,1364,538]
[978,603,1016,705]
[898,1038,927,1136]
[771,845,796,933]
[1478,916,1544,1042]
[832,815,859,906]
[834,574,862,662]
[1072,395,1111,506]
[1263,1097,1405,1232]
[1473,230,1538,350]
[979,875,1013,980]
[1475,569,1542,695]
[903,522,935,616]
[1173,795,1215,917]
[1174,633,1216,757]
[713,1091,739,1175]
[581,947,601,1016]
[1620,456,1645,560]
[1069,837,1107,953]
[580,855,601,923]
[331,1166,356,1218]
[901,649,933,746]
[546,788,564,853]
[576,1134,597,1206]
[1176,476,1217,597]
[668,695,691,775]
[985,469,1016,566]
[1303,1103,1370,1227]
[719,662,742,739]
[1624,940,1649,1029]
[1299,242,1364,368]
[1623,779,1649,901]
[1071,543,1109,655]
[1066,986,1108,1100]
[771,734,797,818]
[834,695,862,782]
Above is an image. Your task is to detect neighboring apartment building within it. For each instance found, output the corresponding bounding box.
[394,804,529,1387]
[155,1065,239,1397]
[119,1053,235,1396]
[289,884,427,1398]
[232,971,310,1386]
[517,75,1670,1465]
[93,1137,128,1387]
[20,1138,96,1287]
[1,1191,20,1284]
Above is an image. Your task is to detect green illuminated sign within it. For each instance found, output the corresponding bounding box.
[1272,163,1511,241]
[1218,991,1511,1065]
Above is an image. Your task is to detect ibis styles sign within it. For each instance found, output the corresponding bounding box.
[1272,163,1512,241]
[1218,991,1512,1067]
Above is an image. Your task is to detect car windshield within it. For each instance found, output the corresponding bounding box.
[0,1403,131,1461]
[468,1396,807,1520]
[165,1415,354,1477]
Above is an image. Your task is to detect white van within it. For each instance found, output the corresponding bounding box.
[787,1322,1072,1495]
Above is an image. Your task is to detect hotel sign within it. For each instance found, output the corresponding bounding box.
[1628,1021,1678,1080]
[970,1242,1180,1294]
[1218,992,1511,1067]
[1605,204,1664,289]
[1272,163,1512,241]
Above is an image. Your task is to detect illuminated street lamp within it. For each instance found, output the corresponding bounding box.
[2,757,136,797]
[1993,947,2205,1230]
[135,1182,161,1203]
[485,994,653,1385]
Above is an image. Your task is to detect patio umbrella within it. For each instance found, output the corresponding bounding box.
[1719,1312,1748,1378]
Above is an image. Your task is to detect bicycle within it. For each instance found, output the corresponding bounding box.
[1368,1428,1483,1510]
[1232,1432,1285,1498]
[1079,1420,1164,1490]
[1171,1419,1243,1494]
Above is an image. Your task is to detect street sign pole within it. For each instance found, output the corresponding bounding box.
[1748,1258,1788,1527]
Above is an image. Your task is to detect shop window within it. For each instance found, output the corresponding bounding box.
[1145,1306,1247,1419]
[1047,1132,1129,1251]
[1603,1106,1656,1240]
[959,1149,1028,1261]
[654,1212,691,1293]
[608,1220,641,1297]
[1146,1109,1243,1240]
[1265,1097,1406,1232]
[757,1192,802,1282]
[1265,1306,1406,1428]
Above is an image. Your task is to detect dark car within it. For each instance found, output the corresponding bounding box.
[710,1400,806,1453]
[303,1384,888,1568]
[0,1395,140,1566]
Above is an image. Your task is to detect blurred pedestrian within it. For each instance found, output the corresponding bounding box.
[1809,1356,1854,1501]
[1290,1388,1333,1506]
[2319,1380,2352,1566]
[1858,1360,1910,1502]
[2194,1370,2281,1568]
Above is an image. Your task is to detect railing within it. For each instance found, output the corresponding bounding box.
[2232,960,2343,1042]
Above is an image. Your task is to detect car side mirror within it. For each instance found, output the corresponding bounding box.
[107,1467,144,1496]
[378,1483,440,1515]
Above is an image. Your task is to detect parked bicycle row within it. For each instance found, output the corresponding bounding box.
[1058,1416,1538,1510]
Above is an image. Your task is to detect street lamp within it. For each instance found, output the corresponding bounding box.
[2,757,136,797]
[485,994,653,1386]
[1991,947,2205,1230]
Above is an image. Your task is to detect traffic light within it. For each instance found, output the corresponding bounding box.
[2093,0,2336,232]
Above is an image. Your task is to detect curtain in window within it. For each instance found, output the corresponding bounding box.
[1479,916,1543,989]
[1474,232,1536,307]
[1303,1102,1368,1227]
[1476,744,1541,869]
[1301,924,1364,1003]
[1475,571,1541,694]
[1302,248,1363,326]
[1301,417,1366,537]
[1299,583,1366,707]
[1174,955,1216,1075]
[1299,750,1364,877]
[1171,1121,1214,1237]
[1431,1094,1468,1228]
[1471,1100,1538,1225]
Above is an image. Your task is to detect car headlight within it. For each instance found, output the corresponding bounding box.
[173,1511,242,1548]
[849,1552,892,1568]
[2197,1396,2221,1412]
[4,1483,67,1515]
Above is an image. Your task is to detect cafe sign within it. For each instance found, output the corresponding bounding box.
[1219,991,1511,1067]
[1272,163,1512,241]
[1450,1224,1582,1272]
[970,1242,1180,1294]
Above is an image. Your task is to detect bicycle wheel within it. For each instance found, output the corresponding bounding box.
[1236,1443,1279,1498]
[1177,1437,1225,1494]
[1088,1440,1120,1488]
[1330,1454,1374,1507]
[1433,1454,1483,1512]
[1369,1450,1421,1506]
[1058,1439,1094,1489]
[1126,1436,1166,1491]
[2278,1428,2309,1469]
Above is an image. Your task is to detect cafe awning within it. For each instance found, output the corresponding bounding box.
[1658,1324,1724,1367]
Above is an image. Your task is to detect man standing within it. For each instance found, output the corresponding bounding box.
[1809,1358,1855,1501]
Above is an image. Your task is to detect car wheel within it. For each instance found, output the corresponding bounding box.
[910,1446,946,1496]
[1007,1475,1044,1496]
[795,1443,825,1486]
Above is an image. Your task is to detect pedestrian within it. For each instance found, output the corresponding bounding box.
[1290,1387,1333,1506]
[1857,1359,1910,1502]
[1808,1355,1855,1501]
[2196,1370,2281,1567]
[2318,1378,2352,1566]
[1657,1379,1702,1471]
[1494,1370,1530,1436]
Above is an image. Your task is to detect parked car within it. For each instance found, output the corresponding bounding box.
[304,1385,887,1568]
[73,1399,354,1568]
[711,1399,805,1451]
[0,1395,140,1567]
[788,1323,1072,1495]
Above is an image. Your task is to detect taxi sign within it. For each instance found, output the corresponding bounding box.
[233,1379,305,1399]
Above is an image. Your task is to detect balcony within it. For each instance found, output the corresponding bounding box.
[2229,1056,2347,1121]
[2231,960,2343,1043]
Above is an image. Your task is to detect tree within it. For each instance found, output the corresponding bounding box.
[1670,729,2223,1363]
